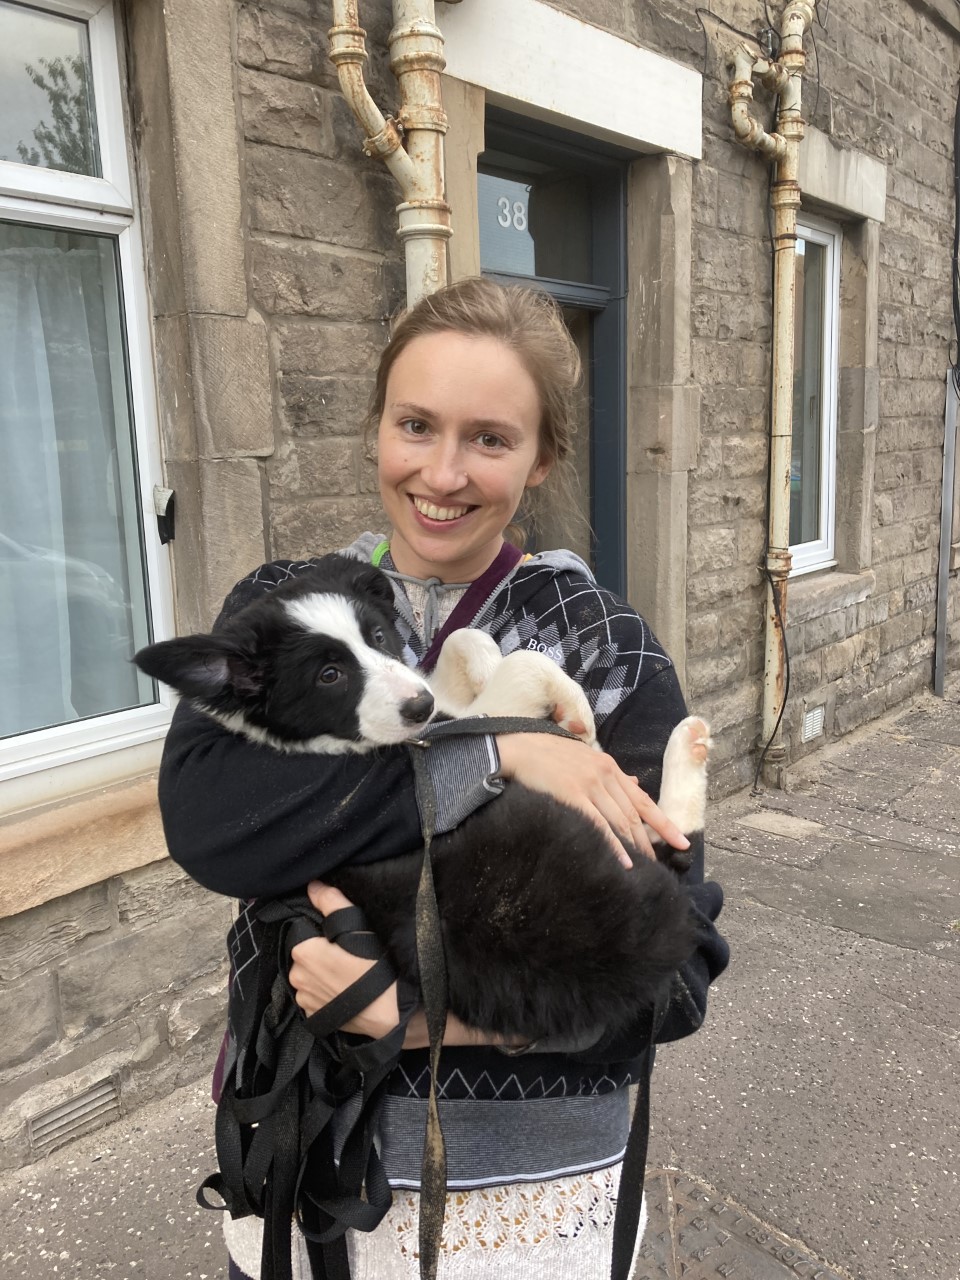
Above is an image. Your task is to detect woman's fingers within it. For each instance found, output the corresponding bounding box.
[496,733,690,869]
[291,881,402,1036]
[306,879,352,914]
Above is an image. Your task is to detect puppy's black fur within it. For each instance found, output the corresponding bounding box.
[137,555,697,1044]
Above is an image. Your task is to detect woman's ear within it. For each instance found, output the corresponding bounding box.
[525,456,552,490]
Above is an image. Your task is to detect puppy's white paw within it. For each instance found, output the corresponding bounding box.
[657,715,711,835]
[431,629,503,714]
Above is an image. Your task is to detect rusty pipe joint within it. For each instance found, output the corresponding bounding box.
[329,5,415,187]
[729,46,787,161]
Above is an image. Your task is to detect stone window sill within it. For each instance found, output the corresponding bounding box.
[0,773,167,921]
[787,568,876,624]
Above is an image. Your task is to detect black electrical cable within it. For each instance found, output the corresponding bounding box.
[694,7,766,54]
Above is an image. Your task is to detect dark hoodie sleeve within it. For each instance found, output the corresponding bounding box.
[157,562,503,900]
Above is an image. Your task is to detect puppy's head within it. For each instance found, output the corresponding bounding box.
[135,556,435,752]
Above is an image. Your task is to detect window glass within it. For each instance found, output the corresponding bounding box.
[0,220,153,739]
[0,0,100,177]
[478,151,591,283]
[790,237,826,547]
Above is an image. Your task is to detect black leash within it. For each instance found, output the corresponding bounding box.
[198,894,416,1280]
[201,713,658,1280]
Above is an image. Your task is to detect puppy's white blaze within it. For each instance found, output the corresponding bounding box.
[284,592,434,746]
[210,710,376,756]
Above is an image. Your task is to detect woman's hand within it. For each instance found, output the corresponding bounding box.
[289,882,403,1038]
[290,882,508,1048]
[495,733,690,869]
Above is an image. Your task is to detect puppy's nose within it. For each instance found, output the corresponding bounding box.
[400,690,435,725]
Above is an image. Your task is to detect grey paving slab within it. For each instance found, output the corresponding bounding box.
[638,1171,845,1279]
[0,1079,223,1280]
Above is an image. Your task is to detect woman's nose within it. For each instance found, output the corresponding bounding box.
[421,443,467,494]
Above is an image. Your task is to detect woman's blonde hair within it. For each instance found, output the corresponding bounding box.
[370,277,586,545]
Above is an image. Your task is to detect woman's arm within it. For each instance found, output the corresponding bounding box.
[158,562,505,900]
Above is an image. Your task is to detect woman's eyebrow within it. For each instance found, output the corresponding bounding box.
[390,401,434,417]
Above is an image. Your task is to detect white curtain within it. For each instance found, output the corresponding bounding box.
[0,229,146,739]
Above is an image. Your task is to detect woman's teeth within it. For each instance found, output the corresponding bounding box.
[413,498,470,521]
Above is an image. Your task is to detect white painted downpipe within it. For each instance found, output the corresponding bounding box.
[328,0,453,303]
[728,1,815,775]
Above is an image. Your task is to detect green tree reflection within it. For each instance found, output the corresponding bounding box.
[16,54,96,175]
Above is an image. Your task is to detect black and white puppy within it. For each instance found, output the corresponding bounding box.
[136,554,710,1044]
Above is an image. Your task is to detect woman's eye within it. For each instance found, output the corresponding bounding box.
[401,418,429,436]
[318,665,343,686]
[476,432,506,450]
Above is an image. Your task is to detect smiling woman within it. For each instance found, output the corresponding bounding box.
[158,276,728,1280]
[377,331,550,582]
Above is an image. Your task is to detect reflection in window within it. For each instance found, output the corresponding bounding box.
[478,151,591,283]
[0,0,100,176]
[0,222,153,738]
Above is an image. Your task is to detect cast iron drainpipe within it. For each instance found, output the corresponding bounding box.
[728,0,815,776]
[328,0,455,304]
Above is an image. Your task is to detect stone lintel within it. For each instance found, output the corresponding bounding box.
[799,128,887,225]
[190,314,275,458]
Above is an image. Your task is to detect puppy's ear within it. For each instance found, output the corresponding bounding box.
[133,635,263,703]
[349,563,396,608]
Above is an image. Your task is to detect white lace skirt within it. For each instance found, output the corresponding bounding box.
[224,1163,647,1280]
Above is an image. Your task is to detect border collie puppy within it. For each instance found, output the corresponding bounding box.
[135,554,710,1044]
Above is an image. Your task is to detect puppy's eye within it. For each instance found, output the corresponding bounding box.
[318,665,344,686]
[372,627,387,647]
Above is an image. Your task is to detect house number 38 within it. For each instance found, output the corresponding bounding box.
[496,196,528,231]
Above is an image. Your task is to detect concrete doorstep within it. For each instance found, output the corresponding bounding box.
[1,686,958,1280]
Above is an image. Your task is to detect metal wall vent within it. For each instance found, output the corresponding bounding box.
[28,1076,121,1158]
[801,704,826,742]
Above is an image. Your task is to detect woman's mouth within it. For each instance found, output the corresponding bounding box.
[411,496,474,523]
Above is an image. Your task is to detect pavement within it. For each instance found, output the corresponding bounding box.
[2,681,959,1280]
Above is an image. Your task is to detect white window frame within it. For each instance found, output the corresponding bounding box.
[0,0,174,784]
[790,215,841,577]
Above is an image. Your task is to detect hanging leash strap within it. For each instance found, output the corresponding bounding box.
[198,893,416,1280]
[407,714,586,1280]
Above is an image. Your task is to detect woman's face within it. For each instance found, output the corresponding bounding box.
[377,331,550,582]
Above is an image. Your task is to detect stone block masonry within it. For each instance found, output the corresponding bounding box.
[0,862,232,1170]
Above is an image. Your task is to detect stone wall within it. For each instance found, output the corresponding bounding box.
[627,0,960,790]
[0,860,230,1170]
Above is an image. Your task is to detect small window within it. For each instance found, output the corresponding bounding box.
[0,0,172,781]
[790,217,840,575]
